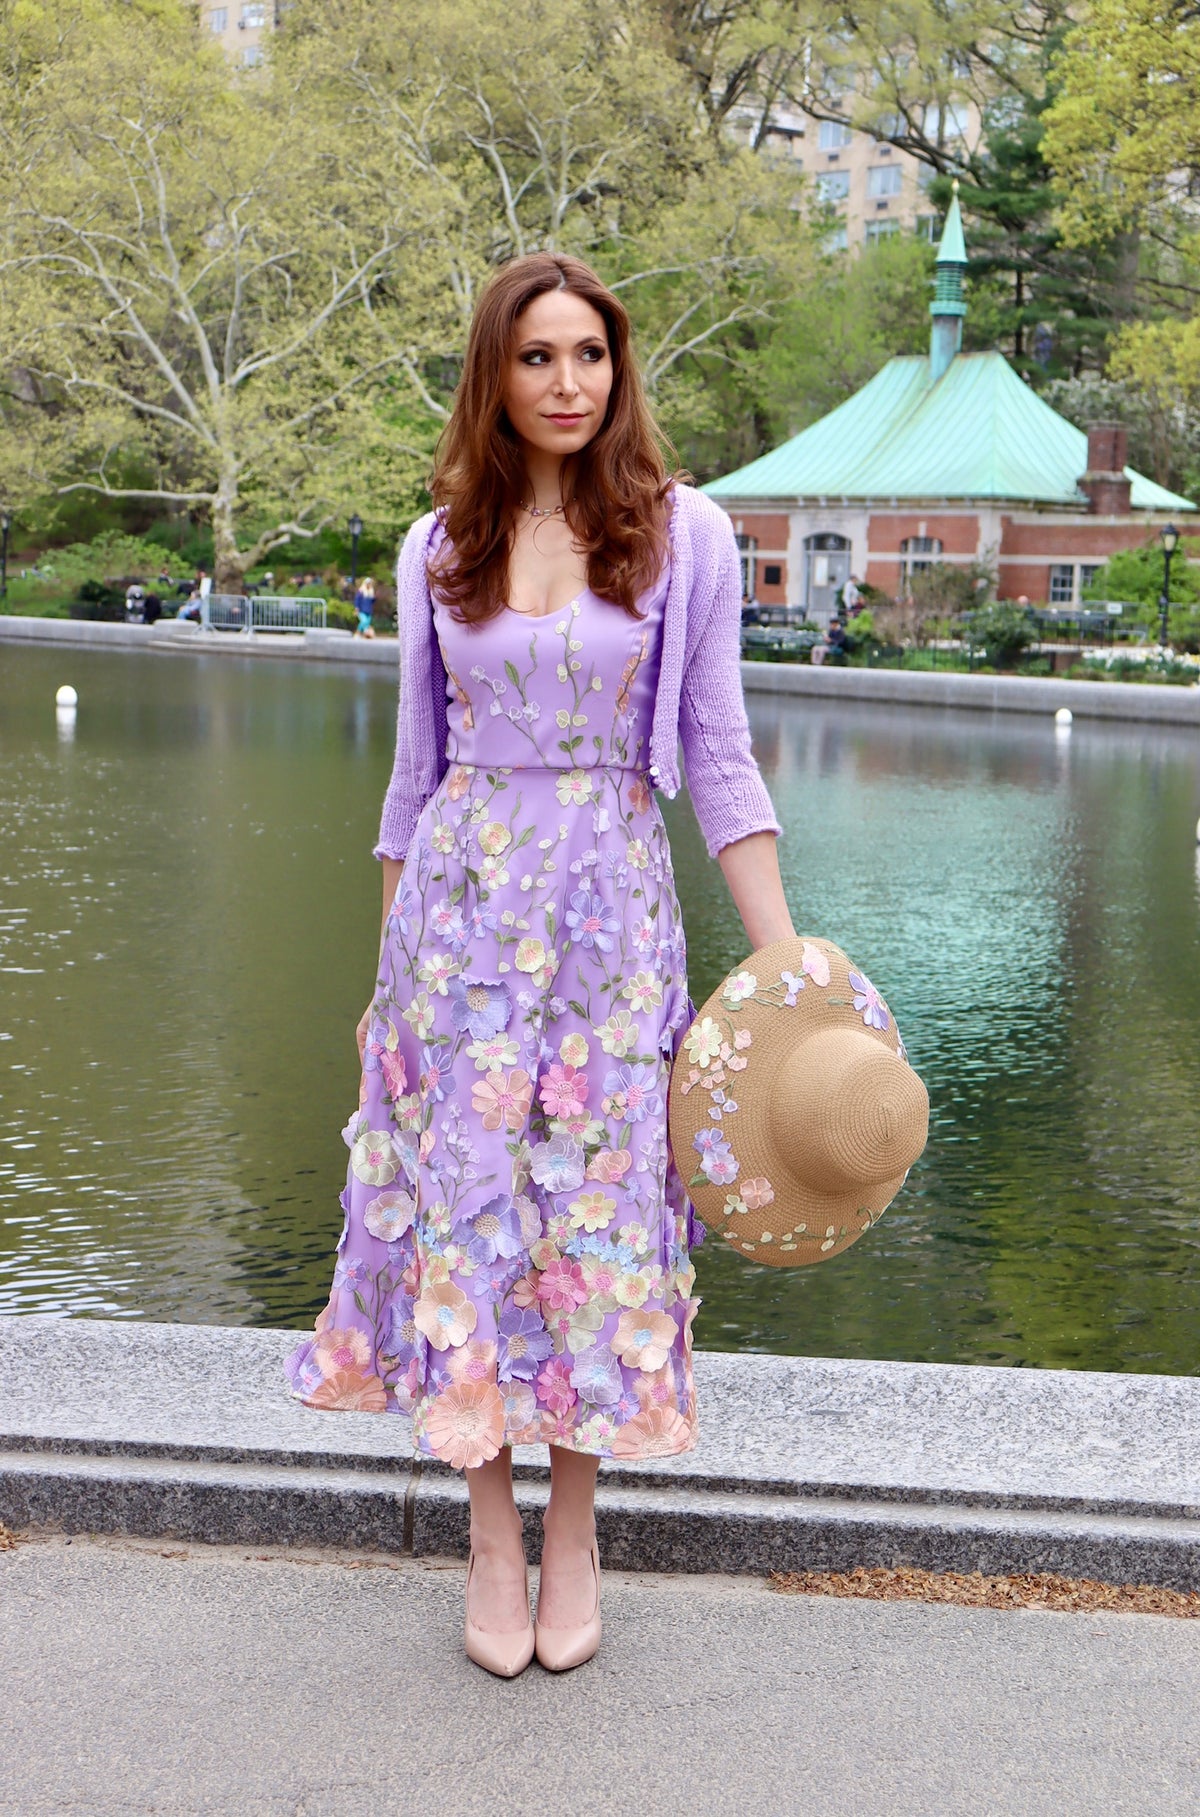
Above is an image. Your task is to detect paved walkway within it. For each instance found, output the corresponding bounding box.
[3,1532,1197,1816]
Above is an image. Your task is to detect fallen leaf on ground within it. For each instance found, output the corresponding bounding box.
[0,1525,17,1551]
[769,1565,1200,1619]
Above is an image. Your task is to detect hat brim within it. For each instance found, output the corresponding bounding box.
[668,936,926,1270]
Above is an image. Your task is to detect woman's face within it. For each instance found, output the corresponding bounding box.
[502,289,613,462]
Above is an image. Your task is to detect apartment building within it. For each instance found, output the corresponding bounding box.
[199,0,275,69]
[752,98,982,249]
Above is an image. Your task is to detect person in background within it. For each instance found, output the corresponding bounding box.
[841,573,863,616]
[812,614,848,665]
[353,574,377,638]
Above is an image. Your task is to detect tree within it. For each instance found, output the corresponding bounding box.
[939,88,1127,378]
[743,230,933,445]
[274,0,823,470]
[0,0,825,569]
[1042,0,1200,480]
[1043,0,1200,261]
[0,1,431,589]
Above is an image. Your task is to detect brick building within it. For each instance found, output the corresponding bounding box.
[705,191,1194,618]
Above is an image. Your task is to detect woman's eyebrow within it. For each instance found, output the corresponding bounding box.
[515,335,607,351]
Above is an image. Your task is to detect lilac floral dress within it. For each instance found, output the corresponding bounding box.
[285,558,702,1466]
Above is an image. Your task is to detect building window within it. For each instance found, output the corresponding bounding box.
[735,533,757,601]
[240,1,266,25]
[824,226,849,253]
[900,536,942,584]
[816,171,851,202]
[763,564,782,587]
[864,220,900,244]
[868,165,903,198]
[915,214,940,241]
[818,121,854,151]
[1049,564,1076,604]
[923,101,970,141]
[208,7,228,28]
[1080,563,1102,595]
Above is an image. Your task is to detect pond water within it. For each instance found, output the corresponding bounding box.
[2,641,1199,1373]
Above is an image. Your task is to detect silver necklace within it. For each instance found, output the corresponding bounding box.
[520,499,565,518]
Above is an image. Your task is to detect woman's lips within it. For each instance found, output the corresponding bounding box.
[545,413,586,425]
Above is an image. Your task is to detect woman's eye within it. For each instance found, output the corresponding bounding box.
[581,346,606,362]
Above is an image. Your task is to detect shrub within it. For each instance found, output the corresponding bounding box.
[68,578,124,620]
[1082,539,1200,611]
[963,599,1036,668]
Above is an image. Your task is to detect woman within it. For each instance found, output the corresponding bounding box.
[285,251,794,1675]
[353,574,376,638]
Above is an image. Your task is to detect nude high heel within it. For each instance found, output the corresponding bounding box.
[463,1552,536,1679]
[534,1540,602,1672]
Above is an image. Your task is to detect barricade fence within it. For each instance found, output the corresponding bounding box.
[202,594,327,634]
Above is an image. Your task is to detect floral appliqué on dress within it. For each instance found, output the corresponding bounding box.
[285,566,702,1466]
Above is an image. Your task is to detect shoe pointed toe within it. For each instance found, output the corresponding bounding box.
[534,1541,602,1672]
[463,1553,535,1679]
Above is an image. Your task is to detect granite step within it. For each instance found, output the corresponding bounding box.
[4,1316,1199,1584]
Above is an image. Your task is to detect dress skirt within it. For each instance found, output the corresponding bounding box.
[285,577,703,1465]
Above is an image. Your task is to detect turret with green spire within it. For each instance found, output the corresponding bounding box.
[929,180,967,383]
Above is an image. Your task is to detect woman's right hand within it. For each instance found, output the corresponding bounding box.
[356,1002,373,1068]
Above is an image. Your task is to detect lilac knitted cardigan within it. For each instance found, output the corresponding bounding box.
[374,482,781,862]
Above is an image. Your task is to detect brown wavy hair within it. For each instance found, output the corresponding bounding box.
[429,252,681,623]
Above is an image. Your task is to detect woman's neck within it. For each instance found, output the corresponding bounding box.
[521,449,567,513]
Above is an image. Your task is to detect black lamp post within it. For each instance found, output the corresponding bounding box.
[348,512,363,595]
[1159,522,1179,649]
[0,509,10,601]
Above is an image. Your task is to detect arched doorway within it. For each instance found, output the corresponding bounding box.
[803,533,851,620]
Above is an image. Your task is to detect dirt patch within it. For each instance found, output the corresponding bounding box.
[769,1565,1200,1619]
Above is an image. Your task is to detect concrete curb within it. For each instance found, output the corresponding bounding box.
[0,614,398,664]
[5,612,1200,715]
[740,657,1200,724]
[3,1317,1200,1585]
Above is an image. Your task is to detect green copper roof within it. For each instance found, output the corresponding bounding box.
[704,352,1195,510]
[936,187,967,267]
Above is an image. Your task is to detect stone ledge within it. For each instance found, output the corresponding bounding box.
[3,1316,1199,1584]
[0,614,398,664]
[740,659,1200,724]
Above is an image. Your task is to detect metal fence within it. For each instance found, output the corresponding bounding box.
[202,594,327,634]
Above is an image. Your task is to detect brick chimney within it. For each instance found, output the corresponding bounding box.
[1079,421,1132,514]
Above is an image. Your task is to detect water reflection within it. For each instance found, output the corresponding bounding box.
[2,645,1198,1372]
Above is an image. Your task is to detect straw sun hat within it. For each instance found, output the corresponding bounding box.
[668,937,928,1268]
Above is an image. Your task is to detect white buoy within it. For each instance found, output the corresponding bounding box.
[1195,816,1200,846]
[1055,706,1073,726]
[55,684,77,708]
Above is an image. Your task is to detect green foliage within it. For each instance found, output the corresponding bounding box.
[69,579,125,621]
[841,608,875,652]
[1081,542,1200,610]
[964,599,1036,667]
[740,234,933,451]
[40,534,173,586]
[940,88,1126,379]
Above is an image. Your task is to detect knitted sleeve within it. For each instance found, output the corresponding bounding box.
[677,506,782,860]
[373,514,449,861]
